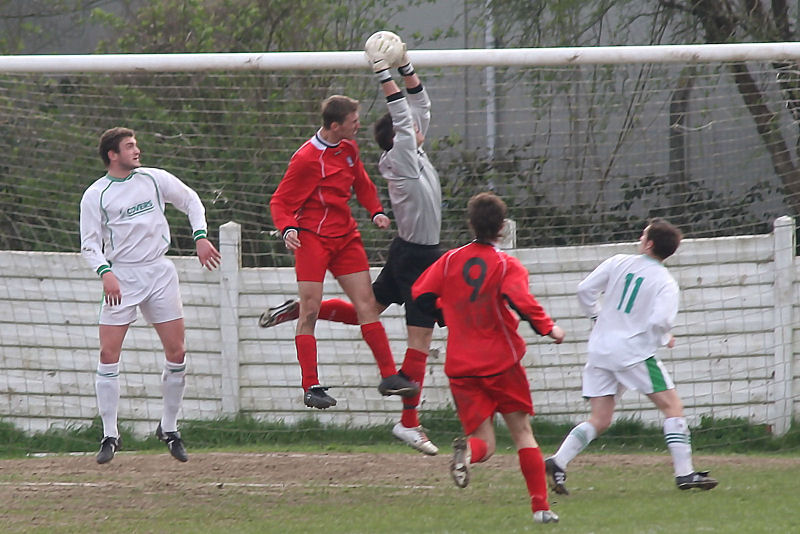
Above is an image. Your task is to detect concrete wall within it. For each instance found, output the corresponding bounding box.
[0,218,796,436]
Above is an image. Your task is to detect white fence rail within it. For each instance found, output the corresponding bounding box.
[0,218,796,436]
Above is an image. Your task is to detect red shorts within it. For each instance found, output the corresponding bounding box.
[448,362,534,435]
[293,230,370,282]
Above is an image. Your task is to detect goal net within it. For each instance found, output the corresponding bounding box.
[3,46,797,261]
[0,45,797,447]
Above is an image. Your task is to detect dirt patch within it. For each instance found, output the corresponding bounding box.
[1,450,795,500]
[2,450,795,483]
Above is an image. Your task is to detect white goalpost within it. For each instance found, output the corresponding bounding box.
[0,43,798,441]
[4,42,800,71]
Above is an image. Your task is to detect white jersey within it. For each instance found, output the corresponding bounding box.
[578,253,679,370]
[79,167,208,274]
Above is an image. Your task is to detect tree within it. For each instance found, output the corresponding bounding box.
[0,0,132,54]
[0,0,438,264]
[444,0,796,242]
[659,0,800,214]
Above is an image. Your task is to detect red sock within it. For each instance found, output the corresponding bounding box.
[360,322,397,378]
[295,335,319,391]
[468,437,488,464]
[400,348,428,428]
[518,447,550,512]
[319,298,359,325]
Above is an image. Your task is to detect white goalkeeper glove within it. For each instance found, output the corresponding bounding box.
[395,43,414,75]
[365,31,398,82]
[364,50,391,74]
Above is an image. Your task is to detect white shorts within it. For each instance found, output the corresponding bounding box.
[582,357,675,398]
[99,257,184,326]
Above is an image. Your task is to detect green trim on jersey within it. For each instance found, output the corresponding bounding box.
[645,356,668,392]
[132,169,173,248]
[99,178,117,251]
[192,229,207,242]
[96,264,111,277]
[103,172,132,183]
[137,170,164,214]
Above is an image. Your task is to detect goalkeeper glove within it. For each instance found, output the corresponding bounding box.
[396,44,415,76]
[364,51,393,83]
[365,32,396,82]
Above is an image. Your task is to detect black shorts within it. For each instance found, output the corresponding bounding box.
[372,237,443,328]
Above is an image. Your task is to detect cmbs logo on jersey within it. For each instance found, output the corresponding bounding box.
[124,199,155,218]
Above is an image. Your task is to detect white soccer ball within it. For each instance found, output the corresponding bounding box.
[364,31,405,67]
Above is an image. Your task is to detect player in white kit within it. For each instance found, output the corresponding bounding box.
[545,218,718,492]
[80,127,221,464]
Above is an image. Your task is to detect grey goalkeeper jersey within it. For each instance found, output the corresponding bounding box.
[377,88,442,245]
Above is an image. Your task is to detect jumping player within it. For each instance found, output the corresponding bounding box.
[269,93,418,410]
[411,192,564,525]
[545,218,718,493]
[80,127,221,464]
[261,35,442,455]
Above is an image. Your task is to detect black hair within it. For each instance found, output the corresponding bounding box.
[373,112,394,151]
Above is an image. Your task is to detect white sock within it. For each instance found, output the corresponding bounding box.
[664,417,694,477]
[553,421,598,469]
[160,360,186,432]
[95,362,120,438]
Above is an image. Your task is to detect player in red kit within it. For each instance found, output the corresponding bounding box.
[412,192,565,525]
[261,35,442,454]
[270,94,418,409]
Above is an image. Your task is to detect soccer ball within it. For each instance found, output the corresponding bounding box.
[364,31,405,68]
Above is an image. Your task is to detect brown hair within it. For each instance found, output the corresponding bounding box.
[646,217,683,260]
[98,127,135,167]
[468,192,507,243]
[321,95,359,129]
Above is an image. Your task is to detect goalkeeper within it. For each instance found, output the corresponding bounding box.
[262,33,443,456]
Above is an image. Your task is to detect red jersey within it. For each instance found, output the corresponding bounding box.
[270,132,384,238]
[412,241,555,378]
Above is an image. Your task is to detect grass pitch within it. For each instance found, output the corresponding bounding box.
[0,449,795,533]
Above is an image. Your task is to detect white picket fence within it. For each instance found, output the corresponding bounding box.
[0,217,796,437]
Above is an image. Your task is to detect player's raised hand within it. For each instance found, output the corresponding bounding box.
[395,40,410,69]
[365,31,403,73]
[196,238,221,270]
